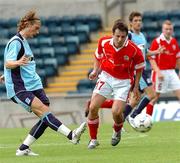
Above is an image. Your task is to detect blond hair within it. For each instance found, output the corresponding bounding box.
[17,10,41,32]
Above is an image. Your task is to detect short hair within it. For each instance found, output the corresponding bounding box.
[162,20,173,26]
[17,10,41,32]
[129,11,142,22]
[112,19,128,35]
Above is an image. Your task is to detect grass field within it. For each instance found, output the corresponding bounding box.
[0,121,180,163]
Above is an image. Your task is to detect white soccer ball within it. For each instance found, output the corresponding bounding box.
[134,113,153,133]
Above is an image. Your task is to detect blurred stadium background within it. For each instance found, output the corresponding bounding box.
[0,0,180,128]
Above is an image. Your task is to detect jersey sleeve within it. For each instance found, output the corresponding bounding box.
[134,47,145,70]
[5,40,21,61]
[94,37,104,61]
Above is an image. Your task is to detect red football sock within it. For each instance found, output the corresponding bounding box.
[87,118,99,139]
[146,103,154,116]
[113,122,123,132]
[101,99,113,108]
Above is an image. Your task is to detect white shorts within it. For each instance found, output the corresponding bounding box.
[93,71,131,101]
[152,69,180,93]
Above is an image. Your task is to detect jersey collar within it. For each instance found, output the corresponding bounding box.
[110,36,129,51]
[160,33,172,44]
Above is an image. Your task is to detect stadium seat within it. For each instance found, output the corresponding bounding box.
[39,26,49,37]
[48,26,62,36]
[61,25,75,36]
[74,15,88,25]
[0,29,9,38]
[87,14,102,31]
[0,19,9,28]
[77,79,96,92]
[54,46,69,57]
[8,18,18,27]
[38,37,52,47]
[64,35,80,46]
[60,16,74,26]
[40,47,55,58]
[28,38,38,48]
[44,58,58,75]
[8,27,17,38]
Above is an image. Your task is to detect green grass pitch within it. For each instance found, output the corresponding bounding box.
[0,121,180,163]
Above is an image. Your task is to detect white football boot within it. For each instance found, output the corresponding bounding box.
[71,122,86,144]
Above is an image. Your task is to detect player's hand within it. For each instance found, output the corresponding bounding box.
[157,71,164,81]
[132,86,141,101]
[17,55,29,66]
[157,46,166,54]
[0,75,4,83]
[89,70,98,80]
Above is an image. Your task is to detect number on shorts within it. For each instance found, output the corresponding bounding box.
[96,81,105,90]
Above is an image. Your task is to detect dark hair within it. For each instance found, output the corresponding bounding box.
[112,19,128,35]
[129,11,142,22]
[17,10,41,32]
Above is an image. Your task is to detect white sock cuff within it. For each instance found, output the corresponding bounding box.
[23,134,36,146]
[57,124,71,136]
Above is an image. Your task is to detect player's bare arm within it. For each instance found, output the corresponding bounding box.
[89,57,100,80]
[147,46,166,56]
[133,69,142,100]
[5,55,29,69]
[149,59,164,81]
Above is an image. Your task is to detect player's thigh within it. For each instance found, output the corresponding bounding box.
[143,85,156,100]
[31,97,49,117]
[90,93,107,109]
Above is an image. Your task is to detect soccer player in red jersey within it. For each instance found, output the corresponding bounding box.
[87,19,145,149]
[147,20,180,114]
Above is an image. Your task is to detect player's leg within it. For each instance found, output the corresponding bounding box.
[16,120,48,156]
[146,92,160,116]
[111,100,125,146]
[87,93,106,149]
[130,85,155,118]
[111,79,131,146]
[31,97,86,144]
[85,99,113,117]
[130,70,154,118]
[88,76,112,149]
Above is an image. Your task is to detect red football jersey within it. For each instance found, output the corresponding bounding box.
[149,33,180,70]
[94,36,145,79]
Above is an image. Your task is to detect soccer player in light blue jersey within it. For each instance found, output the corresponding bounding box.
[124,11,165,126]
[3,10,86,156]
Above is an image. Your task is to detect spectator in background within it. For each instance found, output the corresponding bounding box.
[3,10,86,156]
[147,20,180,113]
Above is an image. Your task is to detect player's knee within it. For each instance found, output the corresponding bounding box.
[89,103,99,116]
[147,91,156,100]
[32,104,49,117]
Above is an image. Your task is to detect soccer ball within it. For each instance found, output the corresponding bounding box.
[133,113,153,133]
